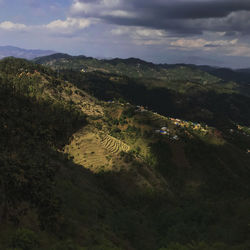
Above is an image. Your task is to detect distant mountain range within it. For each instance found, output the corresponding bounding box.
[1,45,250,78]
[34,53,250,86]
[0,46,56,60]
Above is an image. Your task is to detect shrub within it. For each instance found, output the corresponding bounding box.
[10,228,39,250]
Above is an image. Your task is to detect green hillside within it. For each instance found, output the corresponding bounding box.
[57,69,250,129]
[1,57,250,249]
[35,53,250,86]
[34,53,249,96]
[35,54,250,128]
[34,54,221,84]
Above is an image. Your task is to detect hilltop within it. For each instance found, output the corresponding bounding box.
[0,57,250,249]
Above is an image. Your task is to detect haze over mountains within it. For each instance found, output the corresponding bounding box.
[0,46,56,60]
[1,45,250,70]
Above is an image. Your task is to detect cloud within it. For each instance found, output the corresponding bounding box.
[226,44,250,57]
[46,18,91,33]
[0,17,91,36]
[111,26,169,45]
[70,0,250,36]
[0,21,27,31]
[70,0,127,18]
[1,0,250,67]
[111,26,166,38]
[170,38,238,49]
[111,26,241,51]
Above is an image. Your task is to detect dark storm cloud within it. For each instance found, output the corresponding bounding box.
[104,16,205,35]
[120,0,250,19]
[74,0,250,36]
[77,0,250,19]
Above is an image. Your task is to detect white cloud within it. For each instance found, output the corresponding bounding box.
[111,26,244,54]
[112,26,165,37]
[111,26,167,45]
[170,38,238,49]
[0,21,27,31]
[226,45,250,57]
[46,18,91,31]
[0,17,91,37]
[71,2,92,15]
[70,0,123,18]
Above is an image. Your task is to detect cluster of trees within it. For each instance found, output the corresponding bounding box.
[59,69,250,130]
[0,58,87,248]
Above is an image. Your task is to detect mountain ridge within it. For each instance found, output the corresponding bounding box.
[34,53,250,86]
[34,52,250,71]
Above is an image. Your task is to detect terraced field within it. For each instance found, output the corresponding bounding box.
[64,130,111,172]
[64,129,130,172]
[100,134,130,154]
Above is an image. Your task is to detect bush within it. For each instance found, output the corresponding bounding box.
[10,228,39,250]
[159,241,234,250]
[51,239,85,250]
[95,122,103,130]
[122,107,135,118]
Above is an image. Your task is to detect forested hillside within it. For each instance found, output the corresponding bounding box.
[1,57,250,249]
[35,54,250,127]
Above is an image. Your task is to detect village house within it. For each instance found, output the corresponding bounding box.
[136,106,147,112]
[161,127,168,131]
[155,126,170,135]
[237,125,243,130]
[172,135,179,140]
[160,130,168,135]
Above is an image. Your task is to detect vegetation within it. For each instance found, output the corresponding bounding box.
[37,55,250,129]
[0,56,250,249]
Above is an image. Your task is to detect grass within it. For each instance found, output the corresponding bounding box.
[64,130,112,172]
[64,127,131,173]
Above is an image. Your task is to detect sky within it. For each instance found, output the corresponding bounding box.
[1,0,250,68]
